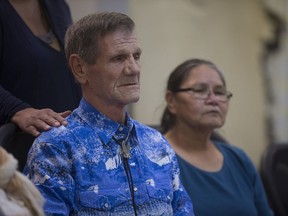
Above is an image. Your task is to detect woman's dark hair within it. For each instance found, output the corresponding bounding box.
[160,58,226,134]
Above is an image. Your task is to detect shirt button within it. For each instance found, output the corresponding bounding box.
[134,187,137,192]
[119,127,123,131]
[104,203,109,208]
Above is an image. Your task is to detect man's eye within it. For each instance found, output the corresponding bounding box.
[134,53,141,61]
[113,55,125,62]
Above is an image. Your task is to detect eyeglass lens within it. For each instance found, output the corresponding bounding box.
[177,84,232,101]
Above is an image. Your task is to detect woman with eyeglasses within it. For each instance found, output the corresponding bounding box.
[160,58,273,216]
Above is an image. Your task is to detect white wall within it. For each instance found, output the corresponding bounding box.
[66,0,273,167]
[129,0,272,167]
[66,0,97,21]
[66,0,128,21]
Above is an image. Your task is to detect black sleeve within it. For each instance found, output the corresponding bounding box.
[0,84,31,125]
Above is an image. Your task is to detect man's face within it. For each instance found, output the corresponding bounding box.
[82,30,142,109]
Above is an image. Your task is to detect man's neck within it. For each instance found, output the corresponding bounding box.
[84,97,127,124]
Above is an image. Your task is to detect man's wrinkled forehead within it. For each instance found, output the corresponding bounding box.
[99,30,141,52]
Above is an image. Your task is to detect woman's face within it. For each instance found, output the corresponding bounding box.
[167,64,230,131]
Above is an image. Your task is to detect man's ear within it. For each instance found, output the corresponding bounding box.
[165,91,177,114]
[69,54,87,84]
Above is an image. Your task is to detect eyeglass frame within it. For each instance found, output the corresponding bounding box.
[173,86,233,102]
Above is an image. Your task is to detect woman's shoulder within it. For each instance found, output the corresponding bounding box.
[216,141,255,165]
[215,141,257,174]
[43,0,70,9]
[215,141,248,157]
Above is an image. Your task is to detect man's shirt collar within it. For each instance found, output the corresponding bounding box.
[76,98,135,146]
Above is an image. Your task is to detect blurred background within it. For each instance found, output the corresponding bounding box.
[66,0,288,168]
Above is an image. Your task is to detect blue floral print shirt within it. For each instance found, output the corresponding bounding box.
[24,99,194,216]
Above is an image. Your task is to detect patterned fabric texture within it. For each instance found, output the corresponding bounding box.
[25,99,194,215]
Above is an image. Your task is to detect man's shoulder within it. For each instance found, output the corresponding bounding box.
[36,114,87,143]
[131,120,171,149]
[215,141,256,173]
[132,120,164,136]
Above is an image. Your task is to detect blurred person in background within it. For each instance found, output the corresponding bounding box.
[160,58,274,216]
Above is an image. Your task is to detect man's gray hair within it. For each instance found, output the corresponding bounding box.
[64,12,135,64]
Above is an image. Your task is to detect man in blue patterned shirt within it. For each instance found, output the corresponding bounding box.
[24,12,194,215]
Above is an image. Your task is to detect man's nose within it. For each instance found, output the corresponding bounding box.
[125,57,140,75]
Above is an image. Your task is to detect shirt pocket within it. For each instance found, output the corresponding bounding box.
[146,179,173,204]
[79,185,129,211]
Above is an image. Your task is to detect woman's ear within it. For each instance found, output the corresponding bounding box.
[69,54,87,84]
[165,91,177,114]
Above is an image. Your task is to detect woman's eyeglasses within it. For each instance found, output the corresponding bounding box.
[174,85,233,102]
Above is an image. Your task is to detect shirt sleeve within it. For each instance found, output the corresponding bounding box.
[234,146,275,216]
[170,151,195,215]
[24,139,75,215]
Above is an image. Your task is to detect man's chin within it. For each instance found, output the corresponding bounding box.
[128,96,140,104]
[118,94,139,106]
